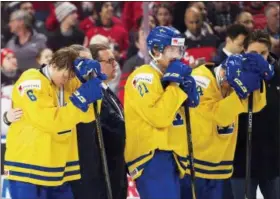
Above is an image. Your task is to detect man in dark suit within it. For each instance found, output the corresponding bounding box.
[69,44,127,199]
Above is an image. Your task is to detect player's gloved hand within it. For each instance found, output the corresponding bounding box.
[73,58,107,83]
[162,59,192,84]
[242,53,274,81]
[70,77,103,112]
[180,76,200,107]
[223,55,262,99]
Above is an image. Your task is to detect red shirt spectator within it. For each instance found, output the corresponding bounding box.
[121,2,143,32]
[79,15,122,33]
[85,2,128,53]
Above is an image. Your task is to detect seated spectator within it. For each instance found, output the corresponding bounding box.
[79,2,122,33]
[118,29,146,104]
[126,15,157,60]
[47,2,84,51]
[6,10,47,71]
[18,1,47,35]
[182,7,219,67]
[213,24,249,66]
[121,2,144,32]
[244,2,267,30]
[264,3,280,56]
[36,48,53,65]
[235,11,254,31]
[154,3,173,27]
[208,2,241,40]
[189,1,214,35]
[84,2,129,60]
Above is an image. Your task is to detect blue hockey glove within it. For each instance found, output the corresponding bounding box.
[73,58,107,83]
[242,53,274,81]
[223,55,262,99]
[162,60,192,84]
[70,78,103,112]
[180,76,200,107]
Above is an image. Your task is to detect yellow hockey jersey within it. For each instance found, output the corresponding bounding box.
[177,65,266,179]
[124,63,189,180]
[4,69,95,186]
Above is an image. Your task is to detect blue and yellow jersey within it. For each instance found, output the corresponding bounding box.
[4,68,95,186]
[177,65,266,179]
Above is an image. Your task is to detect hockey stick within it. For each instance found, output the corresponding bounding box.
[93,100,113,199]
[245,93,253,199]
[184,104,197,199]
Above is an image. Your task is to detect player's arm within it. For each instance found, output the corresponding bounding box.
[194,75,246,127]
[14,78,101,133]
[125,75,187,128]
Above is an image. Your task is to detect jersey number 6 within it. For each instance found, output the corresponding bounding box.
[27,90,37,101]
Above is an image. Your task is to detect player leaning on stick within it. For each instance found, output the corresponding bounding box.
[124,26,200,199]
[4,47,107,199]
[180,43,275,198]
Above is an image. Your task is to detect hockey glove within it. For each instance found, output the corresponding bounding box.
[73,58,107,83]
[162,60,192,84]
[180,76,200,107]
[70,78,103,112]
[242,53,274,81]
[223,55,261,99]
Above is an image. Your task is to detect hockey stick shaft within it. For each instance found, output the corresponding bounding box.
[245,94,253,199]
[93,102,113,199]
[184,105,197,199]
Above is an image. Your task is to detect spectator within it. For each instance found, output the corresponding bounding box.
[208,2,241,40]
[1,49,22,173]
[89,34,122,94]
[121,2,143,32]
[235,11,254,31]
[18,1,47,35]
[118,29,146,104]
[36,48,53,65]
[79,2,122,33]
[126,15,157,60]
[182,7,219,67]
[213,24,249,66]
[264,3,280,56]
[244,2,267,30]
[189,1,214,35]
[84,2,129,60]
[155,3,173,27]
[232,30,280,199]
[47,2,84,51]
[6,10,47,71]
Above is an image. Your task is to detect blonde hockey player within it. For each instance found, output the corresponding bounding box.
[180,52,274,199]
[4,47,107,199]
[124,26,200,199]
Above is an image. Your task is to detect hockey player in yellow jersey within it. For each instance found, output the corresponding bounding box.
[4,47,107,199]
[180,53,275,199]
[124,26,200,199]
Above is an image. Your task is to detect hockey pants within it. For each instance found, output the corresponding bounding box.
[180,175,224,199]
[9,180,74,199]
[135,150,181,199]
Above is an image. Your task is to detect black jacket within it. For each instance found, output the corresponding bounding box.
[233,53,280,179]
[71,87,127,199]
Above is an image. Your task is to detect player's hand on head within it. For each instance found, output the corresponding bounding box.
[180,76,200,107]
[162,60,192,84]
[223,54,262,99]
[70,77,103,112]
[242,53,274,81]
[73,58,107,83]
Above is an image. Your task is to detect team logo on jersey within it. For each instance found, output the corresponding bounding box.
[192,75,210,89]
[18,80,41,96]
[132,73,153,88]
